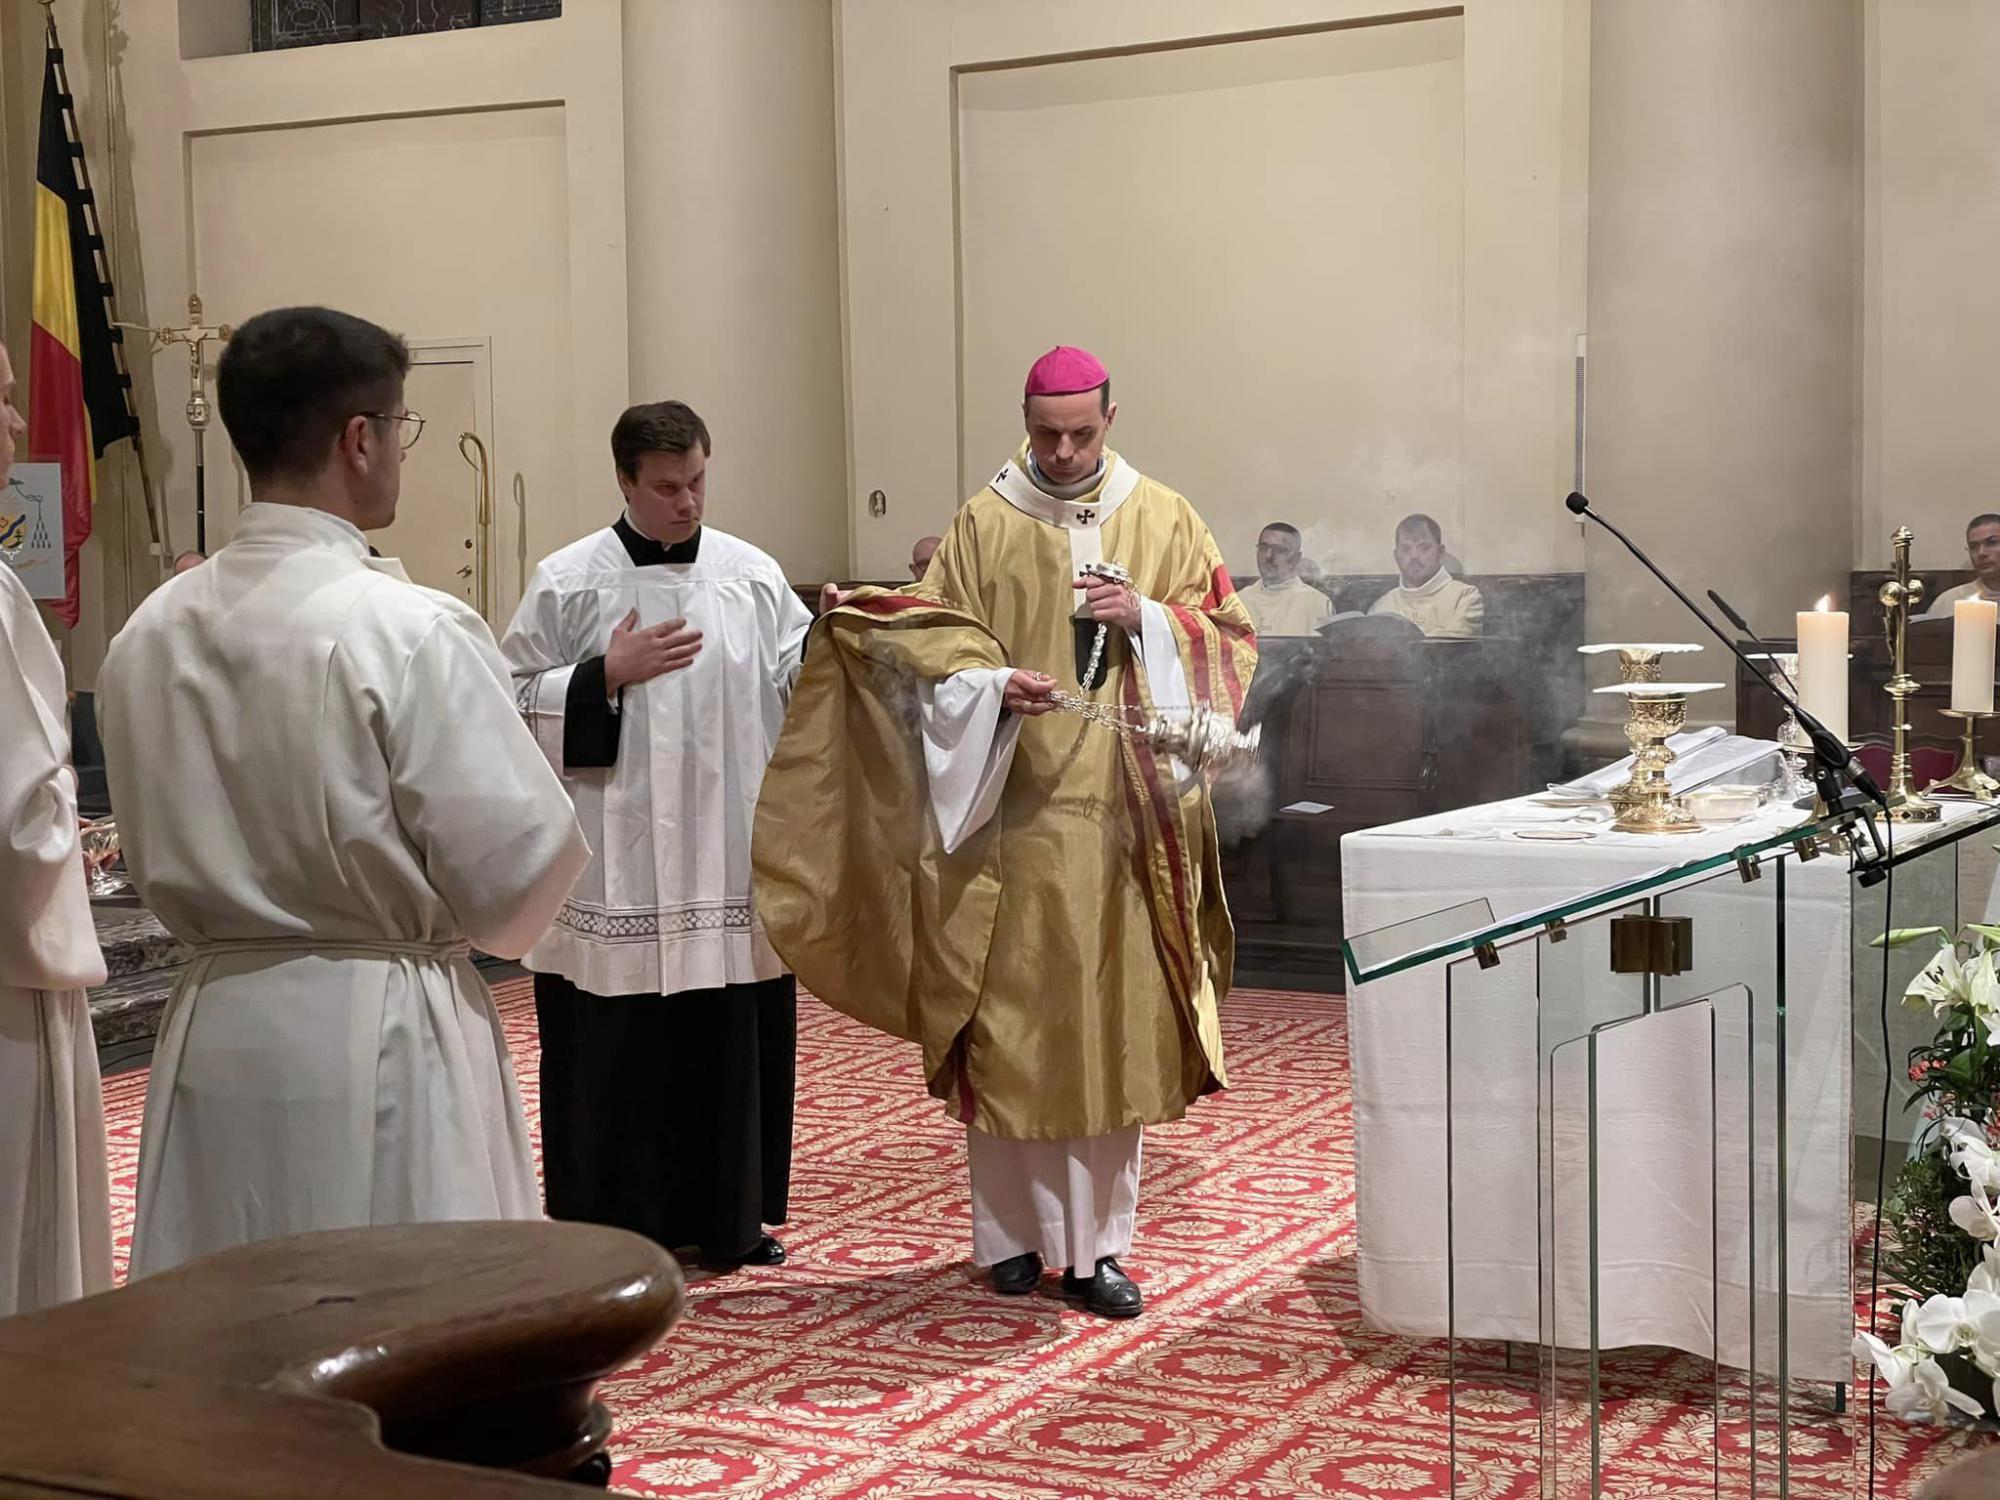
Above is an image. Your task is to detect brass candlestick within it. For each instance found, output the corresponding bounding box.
[1934,709,2000,802]
[1880,527,1942,822]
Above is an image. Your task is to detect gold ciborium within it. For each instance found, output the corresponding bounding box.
[1593,682,1724,834]
[1579,644,1703,809]
[1879,527,1942,822]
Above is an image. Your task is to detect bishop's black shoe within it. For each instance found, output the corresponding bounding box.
[1061,1256,1143,1318]
[989,1251,1043,1295]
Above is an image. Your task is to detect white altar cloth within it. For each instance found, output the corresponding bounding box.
[1342,794,1856,1382]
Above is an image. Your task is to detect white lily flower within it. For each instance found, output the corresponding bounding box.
[1886,1355,1986,1423]
[1951,1180,2000,1242]
[1967,949,2000,1016]
[1909,942,1968,1015]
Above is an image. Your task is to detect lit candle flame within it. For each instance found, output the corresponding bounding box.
[1815,594,1834,613]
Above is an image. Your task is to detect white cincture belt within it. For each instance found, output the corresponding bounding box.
[187,937,472,962]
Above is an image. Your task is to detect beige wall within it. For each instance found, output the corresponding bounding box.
[621,0,847,580]
[0,1,851,685]
[957,20,1465,574]
[1583,0,1861,687]
[836,0,1590,580]
[1863,0,2000,572]
[185,106,574,595]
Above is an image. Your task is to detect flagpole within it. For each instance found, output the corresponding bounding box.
[40,0,173,575]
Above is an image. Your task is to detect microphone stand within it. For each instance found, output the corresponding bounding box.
[1567,493,1886,868]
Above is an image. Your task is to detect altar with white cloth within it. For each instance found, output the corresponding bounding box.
[1341,792,1861,1382]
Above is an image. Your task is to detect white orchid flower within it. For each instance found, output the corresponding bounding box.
[1913,1295,1972,1354]
[1886,1354,1986,1423]
[1942,1119,2000,1194]
[1972,1246,2000,1299]
[1967,1293,2000,1376]
[1951,1180,2000,1242]
[1909,942,1968,1015]
[1856,1330,1920,1387]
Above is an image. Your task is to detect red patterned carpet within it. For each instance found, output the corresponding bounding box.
[99,981,1989,1498]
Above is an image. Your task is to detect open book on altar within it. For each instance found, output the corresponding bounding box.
[1544,726,1783,801]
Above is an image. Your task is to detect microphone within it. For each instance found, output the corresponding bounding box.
[1565,491,1887,808]
[1707,589,1800,694]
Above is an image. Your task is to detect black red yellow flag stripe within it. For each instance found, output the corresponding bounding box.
[30,31,138,626]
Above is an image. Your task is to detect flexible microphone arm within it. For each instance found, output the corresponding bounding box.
[1707,588,1800,695]
[1565,491,1887,808]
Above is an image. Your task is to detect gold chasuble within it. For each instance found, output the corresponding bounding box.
[753,450,1257,1141]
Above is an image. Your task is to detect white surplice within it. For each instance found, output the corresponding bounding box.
[0,566,112,1315]
[924,456,1193,1267]
[501,522,812,998]
[97,503,590,1276]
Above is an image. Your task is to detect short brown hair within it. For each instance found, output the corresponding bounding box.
[217,307,410,483]
[612,401,711,478]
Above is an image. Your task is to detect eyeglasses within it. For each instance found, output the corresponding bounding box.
[360,410,426,451]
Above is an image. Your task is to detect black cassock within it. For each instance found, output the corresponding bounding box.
[529,520,794,1264]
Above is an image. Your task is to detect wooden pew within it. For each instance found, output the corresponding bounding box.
[0,1220,684,1493]
[1222,625,1534,981]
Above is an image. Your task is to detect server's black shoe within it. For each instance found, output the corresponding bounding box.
[989,1251,1043,1295]
[702,1235,786,1270]
[1061,1256,1143,1318]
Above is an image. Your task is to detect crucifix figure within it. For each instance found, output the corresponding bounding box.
[123,293,232,553]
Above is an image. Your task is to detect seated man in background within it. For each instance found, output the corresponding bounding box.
[1923,512,2000,617]
[1240,521,1331,637]
[1368,512,1484,638]
[910,533,942,582]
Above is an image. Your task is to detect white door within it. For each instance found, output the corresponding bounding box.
[369,351,494,618]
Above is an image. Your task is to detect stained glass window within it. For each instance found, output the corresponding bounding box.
[250,0,560,52]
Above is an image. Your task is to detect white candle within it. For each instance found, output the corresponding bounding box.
[1953,597,1998,714]
[1797,601,1849,742]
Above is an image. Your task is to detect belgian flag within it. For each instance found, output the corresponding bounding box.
[30,28,138,627]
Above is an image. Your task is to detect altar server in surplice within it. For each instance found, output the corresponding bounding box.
[97,306,590,1276]
[501,401,812,1270]
[0,337,112,1314]
[756,347,1257,1317]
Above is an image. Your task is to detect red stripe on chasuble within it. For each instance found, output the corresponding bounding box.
[1202,564,1236,611]
[843,592,937,618]
[1166,603,1213,709]
[1214,622,1249,717]
[1117,668,1195,1002]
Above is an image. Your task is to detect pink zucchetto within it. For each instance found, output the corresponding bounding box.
[1023,345,1109,398]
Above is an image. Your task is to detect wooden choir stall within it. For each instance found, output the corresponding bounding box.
[1221,573,1583,981]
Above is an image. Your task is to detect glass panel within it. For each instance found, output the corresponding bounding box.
[1444,945,1543,1494]
[1344,799,2000,986]
[1444,907,1650,1496]
[1343,897,1493,986]
[1656,877,1792,1497]
[1849,819,1979,1497]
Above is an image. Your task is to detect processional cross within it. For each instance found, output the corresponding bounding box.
[119,293,231,553]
